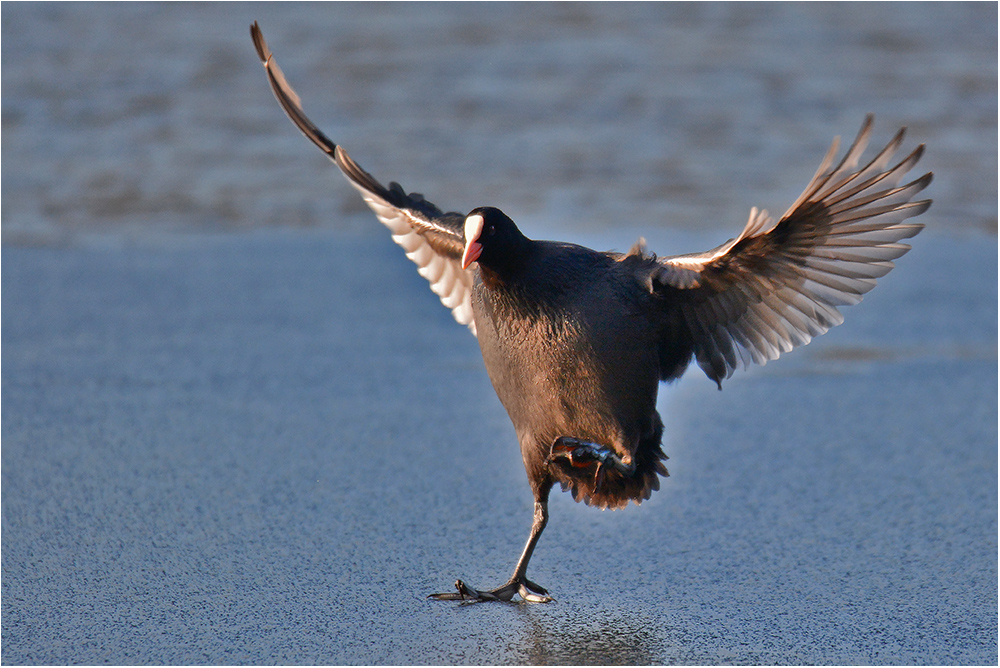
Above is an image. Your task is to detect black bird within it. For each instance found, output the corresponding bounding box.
[251,23,931,603]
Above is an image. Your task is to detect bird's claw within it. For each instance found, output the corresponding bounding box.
[549,437,635,475]
[518,582,555,603]
[427,580,476,601]
[428,578,554,603]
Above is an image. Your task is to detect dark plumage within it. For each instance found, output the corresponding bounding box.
[251,23,931,602]
[462,207,669,511]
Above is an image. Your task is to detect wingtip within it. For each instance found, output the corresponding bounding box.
[911,198,933,216]
[860,113,875,132]
[251,24,341,158]
[851,113,875,147]
[250,21,270,64]
[890,125,907,148]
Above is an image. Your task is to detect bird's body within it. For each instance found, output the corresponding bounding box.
[251,22,932,603]
[470,235,668,509]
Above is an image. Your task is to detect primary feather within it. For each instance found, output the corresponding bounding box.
[649,115,930,386]
[251,23,476,334]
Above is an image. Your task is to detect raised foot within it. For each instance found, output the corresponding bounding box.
[549,437,635,475]
[428,578,554,603]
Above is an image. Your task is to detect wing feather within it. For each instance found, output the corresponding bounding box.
[653,116,931,386]
[251,23,476,335]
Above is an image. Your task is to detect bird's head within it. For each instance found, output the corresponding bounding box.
[461,207,529,273]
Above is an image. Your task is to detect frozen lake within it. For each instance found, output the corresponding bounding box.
[2,3,997,665]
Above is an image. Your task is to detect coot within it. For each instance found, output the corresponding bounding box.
[251,23,930,603]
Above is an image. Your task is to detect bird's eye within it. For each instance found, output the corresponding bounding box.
[487,225,496,236]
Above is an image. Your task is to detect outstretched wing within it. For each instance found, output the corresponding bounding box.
[651,115,931,387]
[251,23,476,335]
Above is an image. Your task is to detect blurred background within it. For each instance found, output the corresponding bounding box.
[2,2,996,243]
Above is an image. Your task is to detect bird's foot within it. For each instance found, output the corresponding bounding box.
[428,578,554,603]
[549,437,635,475]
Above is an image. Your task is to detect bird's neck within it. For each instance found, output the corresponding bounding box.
[479,237,534,289]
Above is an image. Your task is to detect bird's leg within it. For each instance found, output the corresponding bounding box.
[428,500,554,603]
[491,500,551,601]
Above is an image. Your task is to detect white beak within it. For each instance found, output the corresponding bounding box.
[461,214,484,269]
